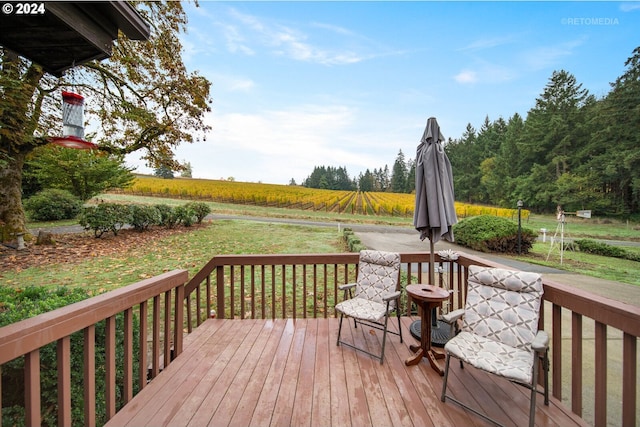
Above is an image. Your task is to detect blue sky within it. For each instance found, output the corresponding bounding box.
[127,1,640,185]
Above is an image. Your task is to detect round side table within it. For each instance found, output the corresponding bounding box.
[404,284,450,375]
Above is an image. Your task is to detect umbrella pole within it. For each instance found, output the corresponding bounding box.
[429,230,435,286]
[430,231,437,327]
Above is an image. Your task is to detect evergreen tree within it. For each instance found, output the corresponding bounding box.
[447,123,477,203]
[155,165,174,179]
[405,158,416,193]
[583,46,640,215]
[477,117,508,204]
[382,165,390,191]
[519,70,590,212]
[302,165,355,190]
[181,161,193,178]
[358,169,375,192]
[390,150,407,193]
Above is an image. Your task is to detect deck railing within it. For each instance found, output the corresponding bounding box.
[184,251,639,427]
[2,252,638,426]
[0,270,188,427]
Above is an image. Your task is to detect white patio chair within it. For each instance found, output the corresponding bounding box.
[440,265,549,427]
[335,250,403,364]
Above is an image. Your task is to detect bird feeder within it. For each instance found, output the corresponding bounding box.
[50,90,97,149]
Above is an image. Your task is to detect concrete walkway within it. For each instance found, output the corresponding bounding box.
[355,229,640,308]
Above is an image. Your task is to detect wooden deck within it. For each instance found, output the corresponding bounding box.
[105,317,587,427]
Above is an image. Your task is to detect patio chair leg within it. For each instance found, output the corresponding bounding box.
[529,351,539,427]
[543,350,549,405]
[379,313,390,364]
[337,314,344,346]
[396,311,403,343]
[441,354,451,402]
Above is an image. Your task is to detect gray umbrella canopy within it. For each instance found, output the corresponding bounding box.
[413,117,458,285]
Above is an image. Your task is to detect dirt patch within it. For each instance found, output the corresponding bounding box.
[1,225,205,273]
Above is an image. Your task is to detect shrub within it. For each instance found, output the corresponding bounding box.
[185,202,211,224]
[453,215,537,254]
[23,189,82,221]
[130,204,161,231]
[0,286,140,426]
[575,239,639,261]
[174,205,195,227]
[154,204,183,228]
[78,203,131,237]
[342,228,366,252]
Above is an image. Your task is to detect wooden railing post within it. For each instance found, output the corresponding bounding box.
[571,312,583,416]
[106,316,117,420]
[594,321,608,427]
[174,284,184,357]
[622,332,637,427]
[24,350,40,427]
[84,325,96,427]
[57,337,72,426]
[217,265,225,319]
[123,308,134,402]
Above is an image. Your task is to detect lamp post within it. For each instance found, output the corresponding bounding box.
[517,200,523,255]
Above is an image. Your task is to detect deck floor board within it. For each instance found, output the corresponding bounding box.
[105,318,587,427]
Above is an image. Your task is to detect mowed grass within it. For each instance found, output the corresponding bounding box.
[1,220,347,293]
[519,242,640,286]
[13,193,640,290]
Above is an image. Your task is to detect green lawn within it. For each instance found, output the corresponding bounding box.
[1,220,347,292]
[11,193,640,290]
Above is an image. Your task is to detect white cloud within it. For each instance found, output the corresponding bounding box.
[219,23,255,56]
[157,104,396,184]
[460,35,518,51]
[210,74,255,93]
[219,6,384,66]
[620,3,640,12]
[521,37,587,70]
[454,70,478,84]
[311,22,356,37]
[228,78,255,92]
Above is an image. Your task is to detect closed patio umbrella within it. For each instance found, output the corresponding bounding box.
[412,117,458,345]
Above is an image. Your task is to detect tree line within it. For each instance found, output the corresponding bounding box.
[447,46,640,217]
[300,150,417,194]
[303,46,640,218]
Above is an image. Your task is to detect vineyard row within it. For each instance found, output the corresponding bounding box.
[117,176,528,220]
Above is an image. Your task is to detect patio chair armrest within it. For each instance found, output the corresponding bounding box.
[382,291,401,302]
[338,283,356,291]
[531,330,549,352]
[440,309,465,324]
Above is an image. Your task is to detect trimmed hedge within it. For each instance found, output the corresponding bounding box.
[453,215,537,254]
[78,203,131,237]
[78,202,212,237]
[575,239,640,262]
[342,228,367,252]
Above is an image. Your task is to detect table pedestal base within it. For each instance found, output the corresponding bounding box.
[405,345,446,375]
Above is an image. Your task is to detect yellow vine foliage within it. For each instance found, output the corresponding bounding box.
[121,175,529,220]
